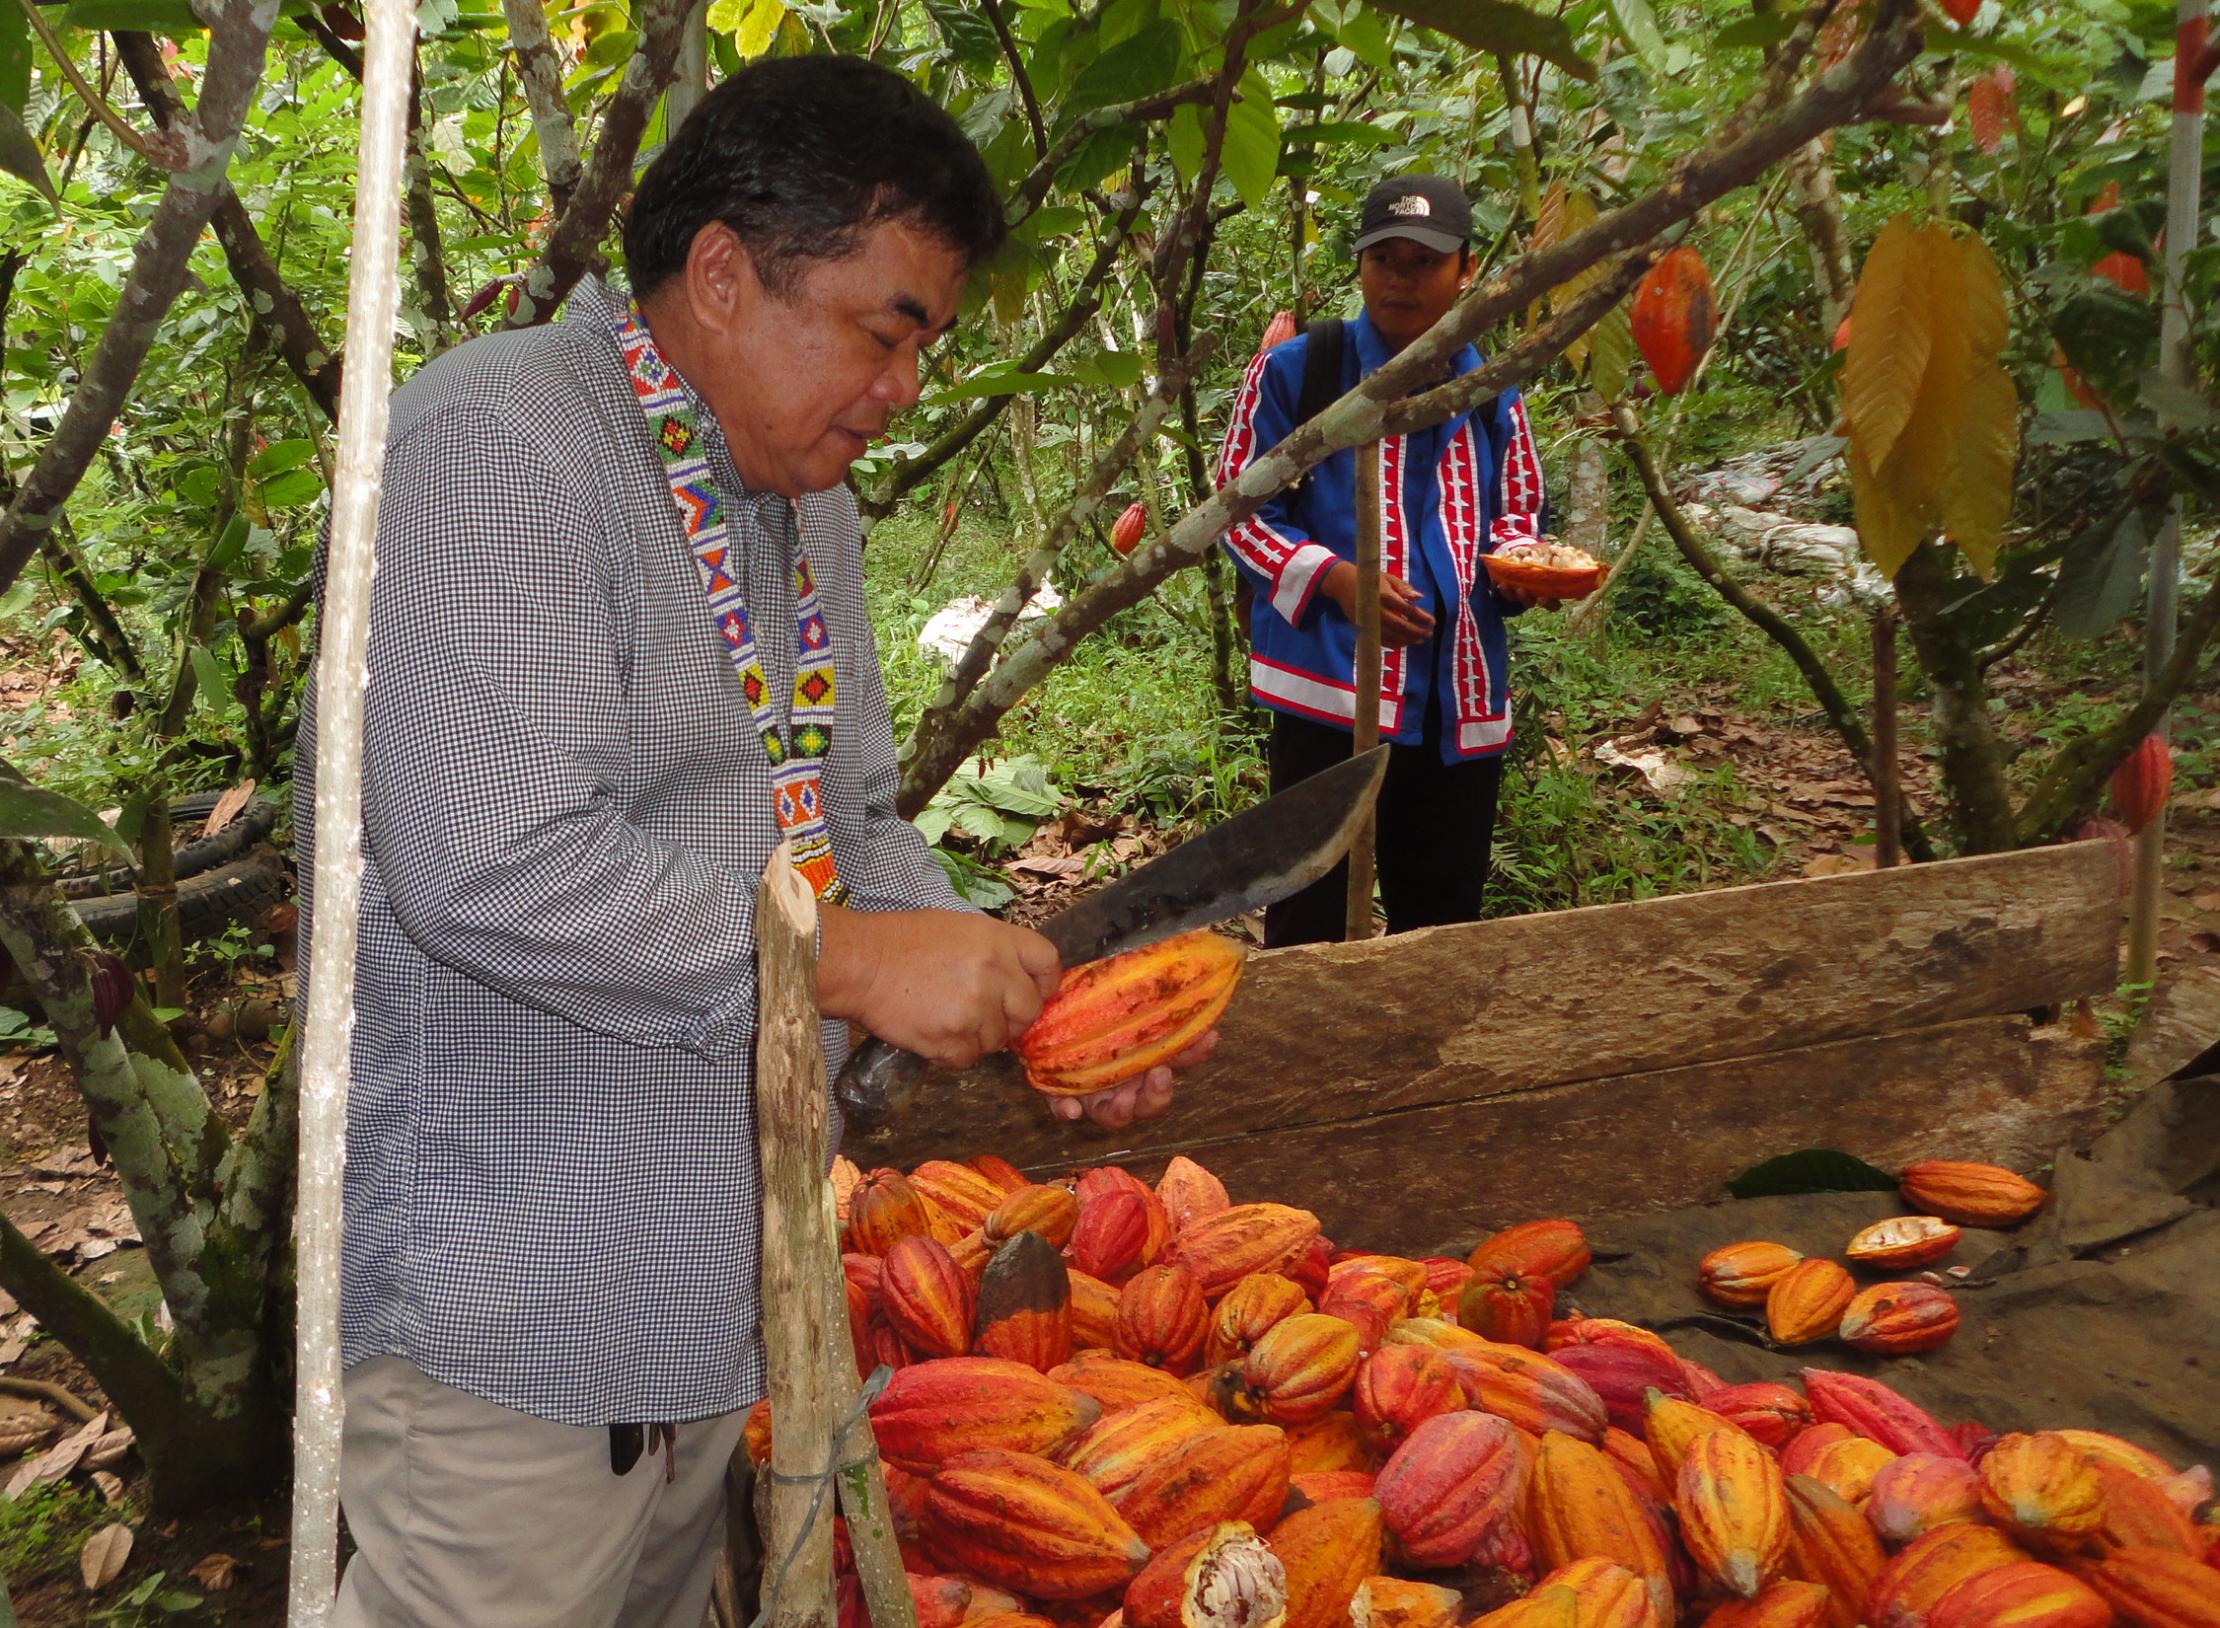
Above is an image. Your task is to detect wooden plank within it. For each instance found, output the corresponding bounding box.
[1092,1016,2107,1260]
[851,843,2118,1172]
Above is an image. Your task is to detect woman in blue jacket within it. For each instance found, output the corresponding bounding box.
[1218,174,1550,946]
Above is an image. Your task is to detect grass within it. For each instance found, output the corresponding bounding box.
[1,1478,117,1598]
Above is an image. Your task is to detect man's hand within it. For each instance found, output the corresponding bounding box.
[1320,561,1436,647]
[819,906,1061,1070]
[1046,1030,1217,1129]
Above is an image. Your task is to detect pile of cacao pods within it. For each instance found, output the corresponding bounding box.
[752,1154,2219,1628]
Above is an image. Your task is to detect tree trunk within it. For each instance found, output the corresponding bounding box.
[1895,544,2015,854]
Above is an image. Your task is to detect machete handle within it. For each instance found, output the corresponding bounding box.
[835,1037,930,1126]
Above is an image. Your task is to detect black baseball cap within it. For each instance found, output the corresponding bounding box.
[1352,174,1473,256]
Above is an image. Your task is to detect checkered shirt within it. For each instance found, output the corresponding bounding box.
[292,276,963,1427]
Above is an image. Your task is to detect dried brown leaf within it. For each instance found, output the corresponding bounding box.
[84,1427,135,1471]
[91,1470,125,1504]
[201,777,257,838]
[80,1521,133,1591]
[4,1410,107,1499]
[189,1552,239,1591]
[0,1411,56,1457]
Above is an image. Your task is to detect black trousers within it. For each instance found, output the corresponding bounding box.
[1262,709,1506,948]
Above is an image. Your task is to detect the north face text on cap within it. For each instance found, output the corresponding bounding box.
[1390,195,1431,216]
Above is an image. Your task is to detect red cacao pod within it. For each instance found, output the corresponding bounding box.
[1631,247,1718,396]
[1467,1219,1591,1289]
[2108,735,2172,834]
[1112,501,1149,557]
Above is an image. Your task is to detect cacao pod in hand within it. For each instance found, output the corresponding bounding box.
[1017,929,1244,1096]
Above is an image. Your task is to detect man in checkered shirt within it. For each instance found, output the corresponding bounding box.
[295,56,1202,1628]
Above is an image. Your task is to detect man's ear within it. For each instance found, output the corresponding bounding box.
[681,221,761,336]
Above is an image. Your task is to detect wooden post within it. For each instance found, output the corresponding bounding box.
[1344,440,1382,941]
[756,843,838,1628]
[1872,609,1901,869]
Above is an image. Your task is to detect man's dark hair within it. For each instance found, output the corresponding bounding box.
[624,56,1005,298]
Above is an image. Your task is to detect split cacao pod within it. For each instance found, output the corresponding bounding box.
[1766,1260,1855,1347]
[988,1184,1083,1250]
[1631,247,1718,396]
[871,1357,1101,1473]
[1017,930,1245,1096]
[1112,501,1149,557]
[1350,1577,1464,1628]
[1978,1433,2107,1545]
[1679,1429,1792,1599]
[1866,1454,1989,1549]
[1266,1497,1385,1628]
[1050,1352,1195,1414]
[1700,1242,1805,1308]
[1846,1217,1962,1271]
[2108,735,2173,834]
[923,1447,1152,1599]
[1704,1582,1833,1628]
[1781,1474,1889,1628]
[1460,1268,1557,1349]
[1529,1430,1677,1626]
[852,1169,939,1256]
[1802,1370,1967,1461]
[1236,1314,1362,1425]
[1467,1219,1592,1289]
[1864,1522,2027,1628]
[1927,1562,2110,1628]
[884,1235,978,1359]
[1354,1344,1466,1453]
[1116,1263,1211,1375]
[1124,1521,1289,1628]
[1840,1283,1960,1356]
[1115,1423,1293,1549]
[1170,1205,1324,1298]
[1897,1162,2048,1229]
[1705,1384,1812,1450]
[1066,1396,1220,1503]
[1209,1274,1313,1368]
[1157,1156,1231,1234]
[1372,1411,1523,1569]
[974,1230,1076,1372]
[2069,1545,2220,1628]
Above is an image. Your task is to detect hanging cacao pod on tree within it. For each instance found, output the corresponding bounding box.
[1630,247,1717,396]
[2108,735,2172,833]
[1112,501,1149,558]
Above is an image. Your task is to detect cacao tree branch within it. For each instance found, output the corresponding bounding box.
[0,1210,185,1437]
[35,519,146,680]
[1007,76,1216,225]
[500,0,581,211]
[1149,0,1262,357]
[0,0,281,598]
[979,0,1046,157]
[1614,400,1937,862]
[501,0,690,326]
[891,5,1924,804]
[405,50,456,342]
[2013,566,2220,843]
[297,6,364,78]
[14,0,186,169]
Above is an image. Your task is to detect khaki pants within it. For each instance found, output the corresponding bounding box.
[333,1356,746,1628]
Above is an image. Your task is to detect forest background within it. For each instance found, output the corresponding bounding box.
[0,0,2215,1614]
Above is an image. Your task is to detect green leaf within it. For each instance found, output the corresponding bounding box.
[731,0,782,60]
[0,104,54,203]
[1070,349,1144,390]
[1220,70,1282,208]
[1286,118,1399,147]
[0,0,30,112]
[1712,12,1794,48]
[2056,510,2148,638]
[1587,301,1632,402]
[258,467,325,508]
[2024,410,2113,447]
[2136,368,2215,430]
[189,644,236,714]
[1725,1149,1899,1200]
[208,513,252,572]
[1329,4,1395,67]
[1167,102,1203,183]
[177,464,225,509]
[2054,287,2161,403]
[1605,0,1665,66]
[921,369,1074,406]
[249,437,317,478]
[1359,0,1593,80]
[0,781,130,856]
[1066,24,1182,113]
[60,0,206,30]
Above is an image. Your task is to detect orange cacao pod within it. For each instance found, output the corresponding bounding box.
[1050,1351,1192,1413]
[1783,1424,1853,1477]
[1157,1156,1231,1234]
[1236,1314,1361,1425]
[1643,1392,1750,1484]
[1066,1395,1220,1502]
[1865,1522,2027,1628]
[1805,1436,1900,1507]
[1318,1271,1408,1354]
[1529,1431,1676,1625]
[1209,1274,1312,1367]
[975,1230,1075,1372]
[1468,1219,1591,1289]
[1266,1498,1385,1628]
[1979,1434,2107,1545]
[1545,1318,1681,1367]
[1116,1423,1293,1549]
[1116,1263,1211,1374]
[2070,1545,2220,1628]
[2048,1430,2179,1489]
[1072,1189,1157,1284]
[2087,1463,2202,1558]
[963,1616,1057,1628]
[1679,1429,1792,1598]
[912,1160,1008,1239]
[988,1184,1083,1250]
[1705,1582,1833,1628]
[1351,1576,1463,1628]
[969,1153,1030,1192]
[1288,1470,1377,1509]
[1767,1259,1855,1346]
[1125,1522,1289,1628]
[1928,1562,2109,1628]
[872,1357,1102,1473]
[1018,930,1245,1096]
[1420,1256,1473,1304]
[1706,1383,1812,1450]
[1782,1473,1889,1628]
[1327,1255,1428,1306]
[1472,1589,1581,1628]
[832,1157,863,1226]
[1258,309,1298,356]
[1631,247,1718,395]
[1286,1412,1375,1477]
[1354,1344,1465,1452]
[924,1448,1152,1599]
[1373,1411,1523,1569]
[1461,1268,1557,1348]
[1701,1242,1807,1307]
[1112,501,1149,557]
[1169,1205,1323,1297]
[1398,1326,1608,1443]
[2108,735,2173,833]
[1867,1454,1988,1548]
[1839,1283,1959,1356]
[852,1169,938,1256]
[1847,1217,1962,1270]
[1545,1557,1665,1628]
[1068,1268,1123,1350]
[1802,1370,1966,1461]
[1603,1426,1669,1502]
[884,1235,978,1359]
[1898,1163,2048,1229]
[902,1571,978,1628]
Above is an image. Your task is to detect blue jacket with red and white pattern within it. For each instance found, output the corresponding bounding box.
[1216,310,1546,761]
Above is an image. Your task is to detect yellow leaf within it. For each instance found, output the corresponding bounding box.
[1956,229,2008,364]
[1843,216,1932,470]
[1877,223,1970,530]
[1527,182,1571,331]
[733,0,783,59]
[1939,360,2018,578]
[1849,433,1923,579]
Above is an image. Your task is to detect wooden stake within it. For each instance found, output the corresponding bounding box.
[1345,439,1382,941]
[756,843,837,1628]
[822,1189,918,1628]
[1873,609,1901,869]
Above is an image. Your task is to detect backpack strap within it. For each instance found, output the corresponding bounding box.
[1295,318,1346,430]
